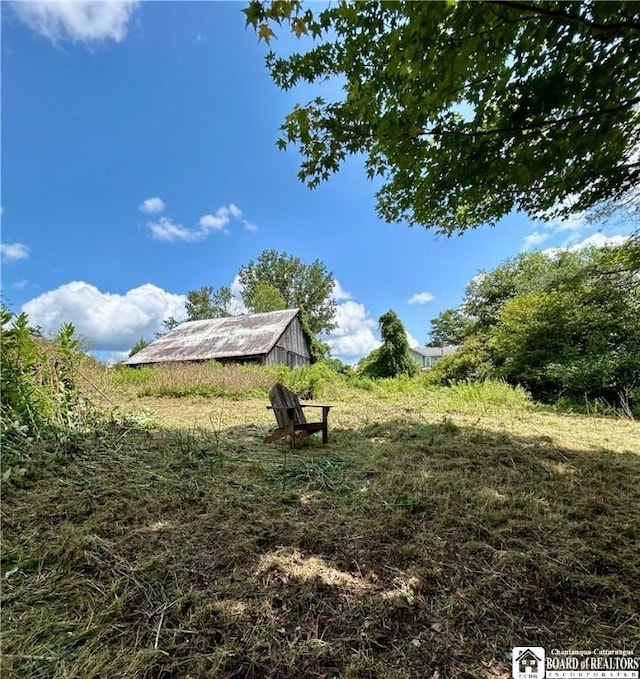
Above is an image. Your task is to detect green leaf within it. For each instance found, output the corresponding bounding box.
[258,23,276,43]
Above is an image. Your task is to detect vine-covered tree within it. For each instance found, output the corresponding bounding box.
[359,310,417,378]
[245,1,640,233]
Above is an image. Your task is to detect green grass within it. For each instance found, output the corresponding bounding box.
[2,370,639,679]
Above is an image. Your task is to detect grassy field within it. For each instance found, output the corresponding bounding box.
[2,363,639,678]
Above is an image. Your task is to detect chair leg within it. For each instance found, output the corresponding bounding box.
[289,418,296,449]
[322,406,329,444]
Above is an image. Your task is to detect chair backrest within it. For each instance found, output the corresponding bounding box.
[269,383,307,428]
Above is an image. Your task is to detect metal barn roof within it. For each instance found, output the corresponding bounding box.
[124,308,301,365]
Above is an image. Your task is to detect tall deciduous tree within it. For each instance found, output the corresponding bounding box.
[238,249,337,334]
[246,281,287,313]
[245,1,640,233]
[184,286,235,321]
[427,309,473,347]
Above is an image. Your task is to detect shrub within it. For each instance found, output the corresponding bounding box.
[269,360,347,399]
[425,335,495,385]
[0,309,97,478]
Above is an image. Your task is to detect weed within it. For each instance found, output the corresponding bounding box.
[0,309,103,478]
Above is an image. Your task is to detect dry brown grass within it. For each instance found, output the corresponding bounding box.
[3,367,639,678]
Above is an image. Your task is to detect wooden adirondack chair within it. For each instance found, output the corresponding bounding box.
[264,383,331,449]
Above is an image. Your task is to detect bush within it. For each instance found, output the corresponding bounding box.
[0,309,97,478]
[269,360,347,399]
[425,335,495,386]
[544,353,640,407]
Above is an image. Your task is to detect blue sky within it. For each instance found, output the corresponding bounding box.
[1,1,632,363]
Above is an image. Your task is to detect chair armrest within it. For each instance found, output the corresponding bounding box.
[299,404,331,409]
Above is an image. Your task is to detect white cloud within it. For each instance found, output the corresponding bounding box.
[22,282,187,352]
[104,351,130,365]
[547,212,588,232]
[542,193,588,232]
[542,233,630,257]
[13,280,29,289]
[408,291,435,305]
[139,197,165,214]
[148,217,199,242]
[11,1,140,44]
[522,231,550,251]
[331,280,352,301]
[228,204,242,219]
[149,204,255,241]
[325,301,380,360]
[406,332,420,348]
[567,233,630,251]
[199,204,256,234]
[199,211,230,233]
[1,242,30,262]
[228,275,249,315]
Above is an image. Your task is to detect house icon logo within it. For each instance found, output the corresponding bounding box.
[512,647,545,679]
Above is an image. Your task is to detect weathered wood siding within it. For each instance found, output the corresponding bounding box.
[264,316,311,368]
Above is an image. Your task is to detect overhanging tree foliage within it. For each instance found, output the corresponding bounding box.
[245,1,640,233]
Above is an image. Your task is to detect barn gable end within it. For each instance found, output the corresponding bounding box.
[264,314,311,368]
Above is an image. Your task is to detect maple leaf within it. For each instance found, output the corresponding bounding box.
[292,18,307,38]
[242,1,263,27]
[258,23,275,43]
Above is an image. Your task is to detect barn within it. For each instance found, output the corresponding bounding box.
[124,308,311,368]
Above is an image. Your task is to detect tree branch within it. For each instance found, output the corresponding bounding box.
[422,97,640,138]
[486,1,640,35]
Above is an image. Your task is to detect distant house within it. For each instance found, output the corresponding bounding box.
[124,308,311,368]
[409,345,458,370]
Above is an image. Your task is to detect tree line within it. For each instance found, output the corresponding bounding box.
[426,245,640,409]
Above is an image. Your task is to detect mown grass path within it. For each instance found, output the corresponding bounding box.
[3,384,639,678]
